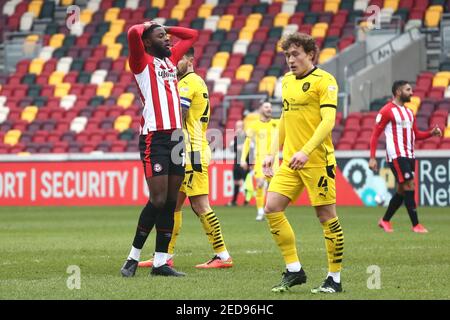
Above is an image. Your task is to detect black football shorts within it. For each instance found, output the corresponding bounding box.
[388,157,415,183]
[139,129,185,179]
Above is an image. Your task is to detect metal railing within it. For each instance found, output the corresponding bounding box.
[354,15,403,38]
[441,13,450,61]
[3,32,43,74]
[345,26,422,78]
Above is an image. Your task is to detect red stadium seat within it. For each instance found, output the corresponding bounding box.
[112,57,127,72]
[93,46,107,59]
[103,129,119,141]
[428,88,445,100]
[41,85,55,97]
[56,120,71,133]
[439,139,450,149]
[359,129,373,140]
[338,36,355,51]
[258,51,274,67]
[409,8,425,20]
[340,130,358,141]
[227,80,245,95]
[81,141,97,153]
[436,100,450,112]
[84,58,99,72]
[226,3,241,16]
[32,130,49,144]
[119,72,134,84]
[353,142,369,150]
[412,89,426,100]
[415,77,432,91]
[344,118,361,130]
[83,84,97,98]
[9,143,25,154]
[327,26,342,37]
[64,71,79,84]
[47,132,61,143]
[414,0,430,10]
[298,24,313,35]
[7,14,20,30]
[111,140,127,152]
[53,141,69,153]
[43,59,57,74]
[337,141,353,150]
[311,0,325,13]
[418,71,434,80]
[35,74,49,86]
[289,12,304,25]
[232,15,246,29]
[118,8,132,20]
[433,110,449,118]
[16,60,30,75]
[253,27,269,41]
[399,0,414,9]
[420,141,439,149]
[267,2,282,15]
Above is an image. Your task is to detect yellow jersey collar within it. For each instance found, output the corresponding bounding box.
[296,66,317,80]
[179,71,195,81]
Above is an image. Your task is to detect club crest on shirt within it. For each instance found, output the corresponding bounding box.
[154,163,162,173]
[302,82,310,92]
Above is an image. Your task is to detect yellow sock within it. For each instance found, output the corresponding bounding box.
[255,186,265,211]
[168,211,182,255]
[322,217,344,273]
[199,211,227,254]
[266,211,299,264]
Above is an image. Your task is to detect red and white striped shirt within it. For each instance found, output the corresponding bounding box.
[370,101,432,161]
[128,24,198,133]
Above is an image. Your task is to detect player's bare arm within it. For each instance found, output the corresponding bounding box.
[431,125,442,137]
[369,158,378,173]
[288,151,309,170]
[263,155,274,178]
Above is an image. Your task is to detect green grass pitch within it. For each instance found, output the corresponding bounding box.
[0,205,449,300]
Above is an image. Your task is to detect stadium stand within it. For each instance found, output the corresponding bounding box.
[0,0,449,154]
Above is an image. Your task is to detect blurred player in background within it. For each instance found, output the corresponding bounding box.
[263,33,344,294]
[240,101,279,221]
[120,21,198,278]
[369,80,442,233]
[139,47,233,269]
[228,120,248,207]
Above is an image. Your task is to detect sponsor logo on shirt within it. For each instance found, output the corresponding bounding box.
[157,70,177,80]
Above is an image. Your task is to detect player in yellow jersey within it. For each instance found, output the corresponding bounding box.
[240,101,279,221]
[263,33,344,293]
[138,48,232,269]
